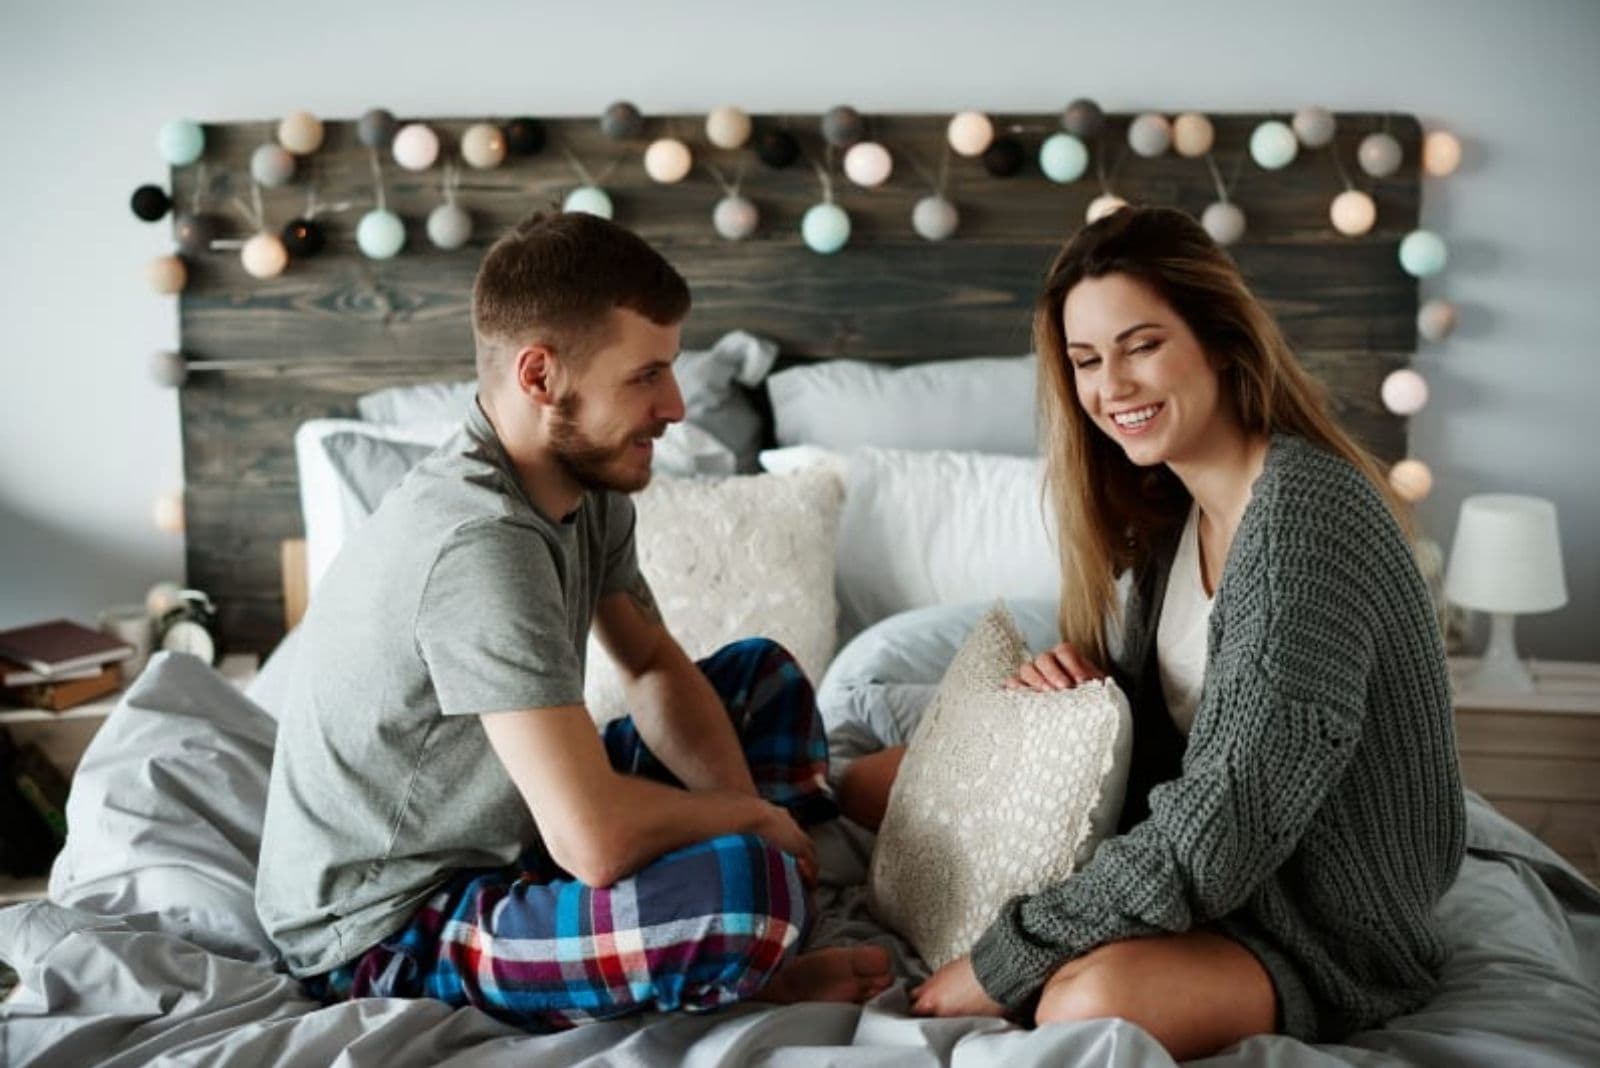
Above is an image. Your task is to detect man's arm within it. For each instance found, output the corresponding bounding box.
[592,576,757,797]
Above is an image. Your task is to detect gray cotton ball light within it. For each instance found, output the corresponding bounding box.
[601,101,644,140]
[912,195,959,241]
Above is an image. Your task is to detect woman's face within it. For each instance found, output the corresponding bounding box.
[1062,272,1231,468]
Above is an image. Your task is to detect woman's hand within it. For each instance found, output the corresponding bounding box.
[1005,641,1107,691]
[910,955,1006,1017]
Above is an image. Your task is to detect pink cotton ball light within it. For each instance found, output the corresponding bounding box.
[1381,369,1429,415]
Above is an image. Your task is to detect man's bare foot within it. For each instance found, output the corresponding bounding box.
[757,945,894,1004]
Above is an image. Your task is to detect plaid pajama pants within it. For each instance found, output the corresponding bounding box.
[304,637,837,1031]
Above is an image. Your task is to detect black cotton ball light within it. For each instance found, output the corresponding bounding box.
[981,137,1026,177]
[754,129,800,169]
[601,101,644,140]
[131,184,171,222]
[504,117,546,155]
[281,217,326,257]
[821,106,864,148]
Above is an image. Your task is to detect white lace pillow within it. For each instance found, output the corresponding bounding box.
[583,467,844,724]
[868,604,1131,970]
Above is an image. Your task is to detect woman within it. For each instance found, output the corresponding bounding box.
[839,206,1465,1058]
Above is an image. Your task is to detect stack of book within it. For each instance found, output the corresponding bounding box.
[0,619,134,712]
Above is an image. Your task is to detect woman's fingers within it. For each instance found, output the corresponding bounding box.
[1006,644,1107,691]
[1051,644,1106,686]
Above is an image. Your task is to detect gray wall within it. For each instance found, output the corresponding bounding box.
[2,0,1596,660]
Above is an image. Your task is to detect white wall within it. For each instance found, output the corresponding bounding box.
[3,0,1596,659]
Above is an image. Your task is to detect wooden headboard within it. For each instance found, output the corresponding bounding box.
[170,111,1421,654]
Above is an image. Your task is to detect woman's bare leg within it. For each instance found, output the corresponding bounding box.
[836,746,906,831]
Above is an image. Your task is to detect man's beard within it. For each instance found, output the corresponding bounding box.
[549,393,661,494]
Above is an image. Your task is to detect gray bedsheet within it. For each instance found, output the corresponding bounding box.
[4,653,1600,1066]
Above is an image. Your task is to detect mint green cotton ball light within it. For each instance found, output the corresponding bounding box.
[563,186,614,219]
[159,119,205,166]
[1250,121,1298,170]
[802,203,850,254]
[1039,133,1089,183]
[1399,230,1448,277]
[357,209,406,259]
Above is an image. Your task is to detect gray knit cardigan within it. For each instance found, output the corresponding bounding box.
[970,434,1466,1042]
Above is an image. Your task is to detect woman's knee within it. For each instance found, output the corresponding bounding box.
[1034,953,1132,1026]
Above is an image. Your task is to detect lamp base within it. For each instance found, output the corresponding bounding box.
[1463,612,1535,695]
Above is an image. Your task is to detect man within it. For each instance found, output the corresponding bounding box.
[256,211,890,1030]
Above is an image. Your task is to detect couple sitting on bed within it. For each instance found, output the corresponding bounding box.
[255,207,1465,1060]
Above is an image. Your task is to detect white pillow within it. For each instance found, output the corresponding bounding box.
[583,466,844,724]
[760,446,1059,639]
[868,604,1131,970]
[766,355,1038,454]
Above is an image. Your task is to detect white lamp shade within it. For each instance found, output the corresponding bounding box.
[1445,495,1568,613]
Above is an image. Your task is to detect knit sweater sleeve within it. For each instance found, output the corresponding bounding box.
[970,469,1384,1011]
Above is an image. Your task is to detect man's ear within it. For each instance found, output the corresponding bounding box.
[514,344,560,407]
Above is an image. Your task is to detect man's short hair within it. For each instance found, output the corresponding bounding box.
[471,212,691,382]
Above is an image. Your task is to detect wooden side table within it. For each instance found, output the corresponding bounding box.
[1451,658,1600,884]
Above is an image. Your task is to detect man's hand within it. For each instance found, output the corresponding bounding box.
[749,800,818,887]
[910,955,1005,1018]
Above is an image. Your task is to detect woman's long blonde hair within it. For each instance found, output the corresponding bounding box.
[1036,206,1410,667]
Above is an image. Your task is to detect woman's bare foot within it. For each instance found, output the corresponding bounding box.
[757,945,894,1004]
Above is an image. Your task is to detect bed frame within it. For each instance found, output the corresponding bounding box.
[168,111,1422,654]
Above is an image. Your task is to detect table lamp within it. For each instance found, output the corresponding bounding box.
[1444,494,1567,694]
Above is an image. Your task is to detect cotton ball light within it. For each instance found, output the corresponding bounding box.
[173,212,217,254]
[1358,132,1402,178]
[843,141,892,187]
[357,209,406,259]
[392,124,440,171]
[712,195,759,241]
[1381,369,1430,415]
[1249,121,1298,170]
[1423,131,1462,177]
[644,138,693,183]
[158,119,205,165]
[277,110,324,155]
[1061,98,1103,139]
[1202,201,1247,246]
[280,217,326,257]
[755,129,800,169]
[146,581,183,617]
[1389,459,1434,503]
[149,349,188,388]
[706,106,752,149]
[1172,113,1214,158]
[357,108,397,149]
[147,254,187,294]
[1292,106,1336,148]
[1418,299,1458,342]
[821,106,864,148]
[947,110,994,157]
[802,203,850,254]
[1329,189,1377,236]
[461,123,507,169]
[427,204,473,249]
[503,117,546,156]
[563,185,614,218]
[912,195,959,241]
[152,490,185,535]
[601,101,644,140]
[1039,133,1089,183]
[1086,194,1127,224]
[1127,113,1172,158]
[981,136,1025,177]
[1399,230,1448,277]
[241,232,289,279]
[250,143,296,187]
[130,184,171,222]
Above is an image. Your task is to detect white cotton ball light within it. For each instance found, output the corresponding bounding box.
[1358,132,1402,178]
[1292,106,1336,148]
[713,195,759,240]
[1389,459,1434,503]
[250,143,296,187]
[1381,369,1430,415]
[1329,189,1377,236]
[1423,131,1462,177]
[1039,133,1089,183]
[912,195,959,241]
[277,110,324,155]
[564,185,614,218]
[461,123,507,169]
[644,138,693,183]
[802,203,851,254]
[1127,113,1172,158]
[152,491,185,535]
[1172,113,1214,158]
[1399,230,1448,277]
[843,141,893,187]
[706,106,752,149]
[357,209,406,259]
[1418,299,1458,342]
[392,123,440,171]
[147,254,187,294]
[1086,193,1127,224]
[1202,201,1246,245]
[947,111,995,157]
[427,204,473,249]
[1250,121,1298,169]
[146,581,183,617]
[241,232,289,278]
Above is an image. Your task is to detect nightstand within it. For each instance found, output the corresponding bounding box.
[0,652,259,906]
[1451,658,1600,884]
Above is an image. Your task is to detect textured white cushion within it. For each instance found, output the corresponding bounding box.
[868,604,1131,970]
[760,446,1058,639]
[583,467,844,724]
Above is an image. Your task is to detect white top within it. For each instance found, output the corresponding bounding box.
[1158,504,1215,736]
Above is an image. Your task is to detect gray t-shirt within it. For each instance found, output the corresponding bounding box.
[256,401,644,977]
